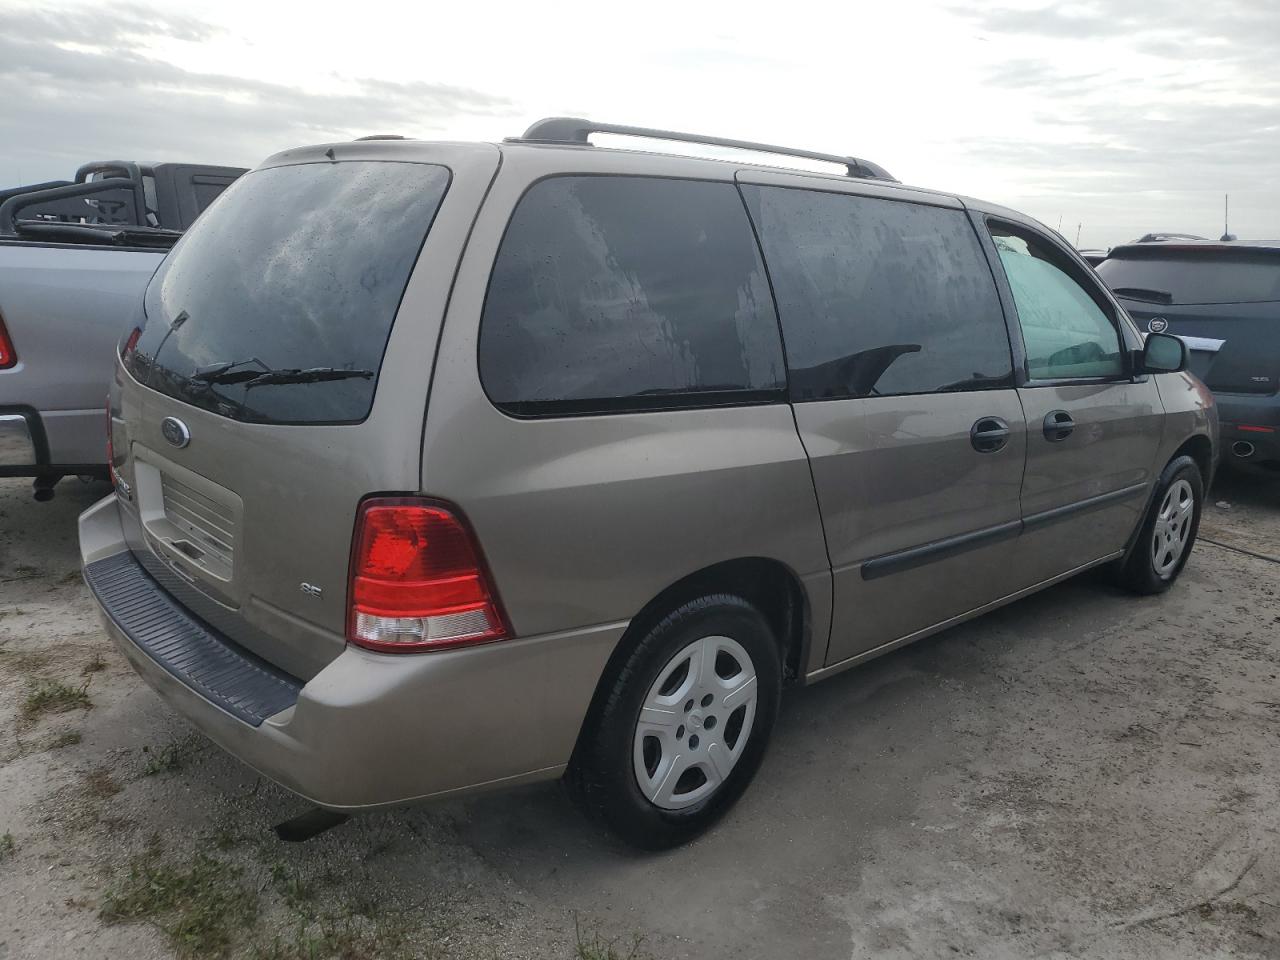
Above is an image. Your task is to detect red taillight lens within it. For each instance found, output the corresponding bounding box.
[347,498,509,652]
[120,325,141,360]
[1238,424,1275,434]
[0,313,15,369]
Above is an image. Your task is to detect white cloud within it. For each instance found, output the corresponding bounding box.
[1,0,1275,248]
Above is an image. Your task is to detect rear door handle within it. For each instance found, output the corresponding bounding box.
[1043,410,1074,442]
[970,416,1010,453]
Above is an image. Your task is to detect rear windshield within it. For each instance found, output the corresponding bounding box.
[1098,252,1280,305]
[129,160,450,424]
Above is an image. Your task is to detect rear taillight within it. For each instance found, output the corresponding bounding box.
[0,313,15,369]
[347,498,509,652]
[120,325,141,360]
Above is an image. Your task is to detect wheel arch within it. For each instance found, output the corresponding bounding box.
[1173,433,1214,488]
[1122,437,1211,563]
[568,556,811,760]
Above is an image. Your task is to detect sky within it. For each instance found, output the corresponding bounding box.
[1,0,1276,250]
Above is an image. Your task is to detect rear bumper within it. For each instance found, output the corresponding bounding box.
[0,404,105,477]
[1215,392,1280,465]
[78,494,626,810]
[0,412,36,466]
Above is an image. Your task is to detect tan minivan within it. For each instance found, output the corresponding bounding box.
[80,120,1217,848]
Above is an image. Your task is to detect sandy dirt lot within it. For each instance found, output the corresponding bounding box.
[0,468,1277,959]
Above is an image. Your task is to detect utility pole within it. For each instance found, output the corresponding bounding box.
[1076,223,1082,246]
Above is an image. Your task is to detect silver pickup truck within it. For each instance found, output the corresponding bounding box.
[0,161,244,499]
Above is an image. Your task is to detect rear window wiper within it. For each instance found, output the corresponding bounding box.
[191,361,374,389]
[1111,286,1174,304]
[190,358,270,385]
[242,367,374,389]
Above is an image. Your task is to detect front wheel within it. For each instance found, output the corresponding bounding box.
[1115,455,1204,594]
[566,594,782,850]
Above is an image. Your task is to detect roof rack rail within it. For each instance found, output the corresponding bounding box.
[512,117,897,182]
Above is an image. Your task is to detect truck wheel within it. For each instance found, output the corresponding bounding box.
[1115,455,1204,595]
[567,594,781,850]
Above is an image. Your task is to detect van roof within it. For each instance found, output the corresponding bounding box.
[261,118,1033,225]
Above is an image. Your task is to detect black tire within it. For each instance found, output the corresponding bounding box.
[566,594,782,850]
[1114,454,1204,595]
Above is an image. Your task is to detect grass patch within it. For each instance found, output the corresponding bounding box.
[82,653,107,675]
[141,734,203,776]
[0,831,14,860]
[100,846,258,958]
[250,911,410,960]
[268,861,316,913]
[47,730,82,750]
[574,916,649,960]
[20,679,92,724]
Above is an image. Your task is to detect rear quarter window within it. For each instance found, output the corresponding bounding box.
[478,175,786,416]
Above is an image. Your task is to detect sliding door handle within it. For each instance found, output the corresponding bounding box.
[1043,410,1075,442]
[970,416,1011,453]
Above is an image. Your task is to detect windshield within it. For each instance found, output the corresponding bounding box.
[127,160,450,424]
[1098,252,1280,305]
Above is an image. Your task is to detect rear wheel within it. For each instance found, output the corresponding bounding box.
[567,594,781,850]
[1115,455,1204,594]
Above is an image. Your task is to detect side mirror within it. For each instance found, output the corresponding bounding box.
[1140,332,1187,374]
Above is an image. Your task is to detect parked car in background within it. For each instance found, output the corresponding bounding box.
[1077,248,1109,266]
[81,120,1215,849]
[1132,232,1208,243]
[1098,240,1280,470]
[0,160,245,499]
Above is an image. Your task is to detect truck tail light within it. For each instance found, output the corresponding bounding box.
[0,313,15,369]
[347,498,509,652]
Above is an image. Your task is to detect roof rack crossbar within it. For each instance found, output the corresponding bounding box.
[514,117,896,182]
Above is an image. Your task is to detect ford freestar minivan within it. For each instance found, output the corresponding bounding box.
[80,119,1217,849]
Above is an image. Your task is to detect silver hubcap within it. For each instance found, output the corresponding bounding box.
[1152,478,1195,578]
[633,635,758,811]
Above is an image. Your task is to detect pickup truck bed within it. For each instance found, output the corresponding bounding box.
[0,160,244,498]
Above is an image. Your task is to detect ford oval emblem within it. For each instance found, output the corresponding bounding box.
[161,416,191,448]
[1147,317,1169,334]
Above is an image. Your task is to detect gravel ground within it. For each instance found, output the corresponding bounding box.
[0,467,1277,959]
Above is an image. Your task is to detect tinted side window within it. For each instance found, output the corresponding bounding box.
[479,176,785,416]
[990,224,1124,380]
[740,185,1012,401]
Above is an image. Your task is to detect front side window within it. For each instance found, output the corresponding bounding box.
[740,185,1013,400]
[479,176,785,416]
[990,224,1125,380]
